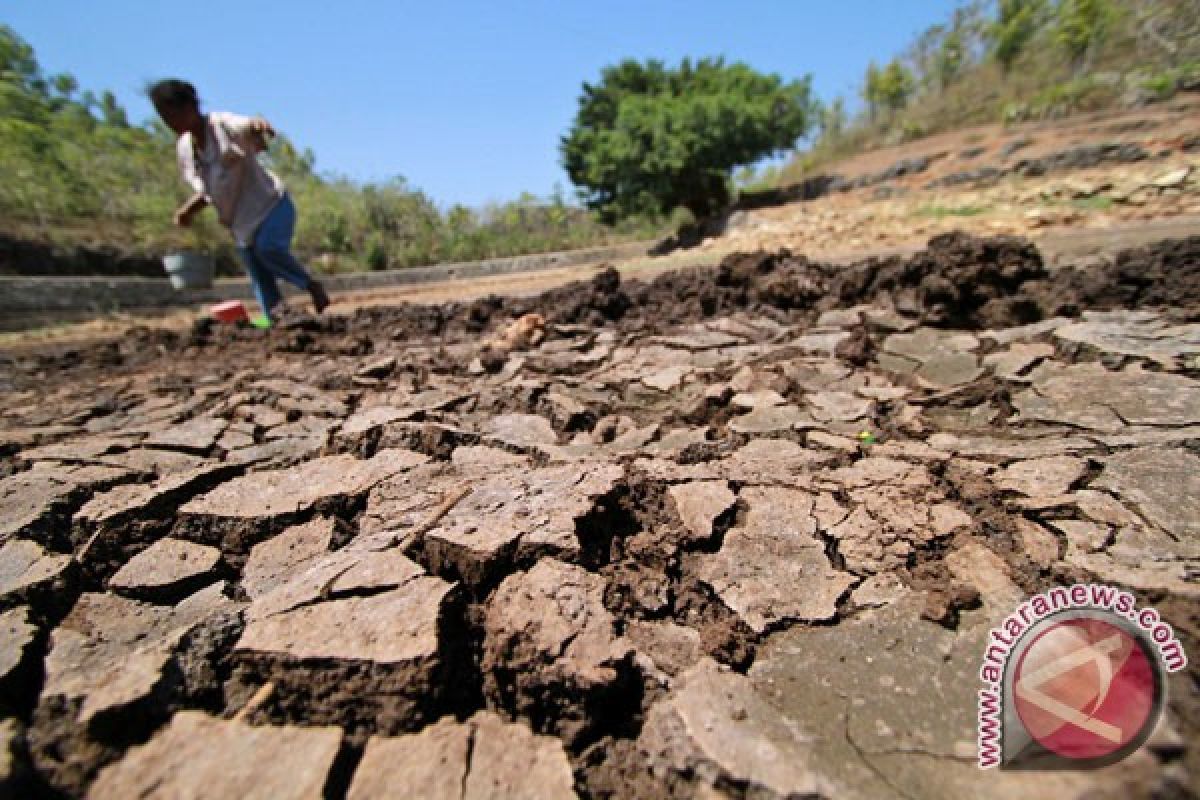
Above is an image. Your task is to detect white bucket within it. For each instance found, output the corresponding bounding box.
[162,251,215,290]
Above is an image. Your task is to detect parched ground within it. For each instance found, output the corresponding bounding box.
[1,224,1198,798]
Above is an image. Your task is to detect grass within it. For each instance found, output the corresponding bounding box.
[1070,195,1116,212]
[916,204,991,220]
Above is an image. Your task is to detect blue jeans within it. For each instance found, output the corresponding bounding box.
[237,194,312,314]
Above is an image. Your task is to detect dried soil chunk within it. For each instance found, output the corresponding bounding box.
[241,516,336,598]
[1054,313,1200,366]
[727,404,809,434]
[75,463,235,528]
[143,416,226,454]
[32,588,242,795]
[482,559,632,744]
[1014,362,1200,431]
[692,487,853,632]
[182,449,428,520]
[88,711,341,800]
[982,342,1055,380]
[1093,447,1200,540]
[235,555,455,731]
[638,658,831,797]
[995,456,1087,497]
[483,413,558,450]
[108,538,223,603]
[0,607,38,712]
[419,462,623,577]
[0,464,132,545]
[624,620,703,678]
[667,481,736,545]
[348,711,577,800]
[0,539,74,609]
[748,597,1156,798]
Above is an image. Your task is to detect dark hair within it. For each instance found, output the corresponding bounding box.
[148,79,199,113]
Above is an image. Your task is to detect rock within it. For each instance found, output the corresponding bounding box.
[639,658,832,797]
[667,481,736,545]
[109,538,223,604]
[0,538,74,610]
[347,711,577,800]
[1093,448,1200,540]
[143,417,227,454]
[88,711,342,800]
[483,559,632,744]
[182,449,428,521]
[995,456,1087,497]
[241,516,336,598]
[483,413,558,450]
[642,366,693,392]
[692,487,854,632]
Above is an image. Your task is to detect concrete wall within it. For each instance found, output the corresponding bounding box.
[0,240,651,315]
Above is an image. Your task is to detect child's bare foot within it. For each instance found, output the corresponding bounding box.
[309,280,331,313]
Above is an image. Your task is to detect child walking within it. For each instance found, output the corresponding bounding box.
[149,79,330,318]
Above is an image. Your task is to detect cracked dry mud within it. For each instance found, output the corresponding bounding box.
[0,232,1198,798]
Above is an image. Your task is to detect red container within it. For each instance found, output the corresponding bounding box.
[210,300,249,323]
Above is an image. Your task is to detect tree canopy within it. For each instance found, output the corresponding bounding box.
[561,58,814,221]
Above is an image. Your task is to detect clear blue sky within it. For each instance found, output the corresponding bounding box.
[4,1,962,208]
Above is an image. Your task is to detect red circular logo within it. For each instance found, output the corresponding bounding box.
[1012,616,1156,760]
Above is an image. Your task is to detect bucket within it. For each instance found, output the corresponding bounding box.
[162,251,215,290]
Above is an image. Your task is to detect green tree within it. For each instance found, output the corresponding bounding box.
[989,0,1049,72]
[1055,0,1120,69]
[936,29,966,88]
[561,57,814,221]
[820,97,847,142]
[865,59,915,116]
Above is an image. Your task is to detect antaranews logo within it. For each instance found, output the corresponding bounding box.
[978,584,1187,770]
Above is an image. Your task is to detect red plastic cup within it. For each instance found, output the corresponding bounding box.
[210,300,249,323]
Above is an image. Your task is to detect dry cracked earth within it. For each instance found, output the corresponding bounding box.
[0,232,1199,798]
